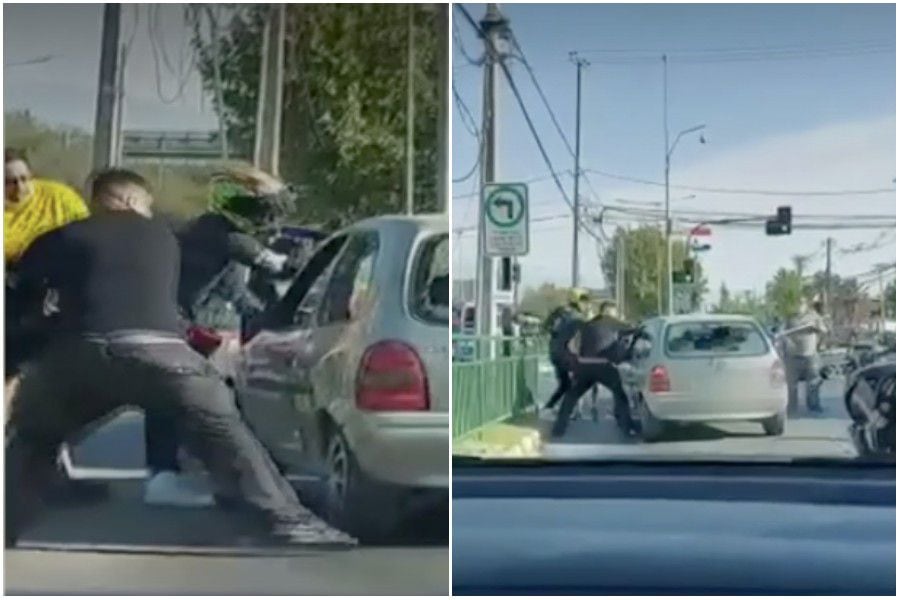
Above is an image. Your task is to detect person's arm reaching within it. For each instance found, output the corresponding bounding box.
[226,231,288,274]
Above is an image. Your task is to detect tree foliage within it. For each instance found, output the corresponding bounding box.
[599,225,707,320]
[4,111,209,218]
[765,268,804,319]
[518,283,572,319]
[191,4,442,224]
[714,283,772,324]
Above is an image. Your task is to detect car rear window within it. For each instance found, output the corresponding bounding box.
[665,321,769,357]
[409,233,448,325]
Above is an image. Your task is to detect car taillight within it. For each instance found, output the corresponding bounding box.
[648,365,671,393]
[356,341,429,411]
[187,326,223,357]
[770,358,786,387]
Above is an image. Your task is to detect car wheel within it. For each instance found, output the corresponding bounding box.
[761,411,786,436]
[324,429,403,543]
[639,400,665,442]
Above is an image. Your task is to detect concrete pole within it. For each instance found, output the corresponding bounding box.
[475,4,507,339]
[571,55,587,289]
[436,4,449,214]
[92,3,121,171]
[254,4,285,174]
[663,54,673,315]
[405,4,416,215]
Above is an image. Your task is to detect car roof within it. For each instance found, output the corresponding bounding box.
[348,213,447,234]
[654,313,762,325]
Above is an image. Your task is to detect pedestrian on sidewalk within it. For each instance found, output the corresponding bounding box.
[5,168,356,548]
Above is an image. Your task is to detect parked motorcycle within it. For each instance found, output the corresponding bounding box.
[845,360,895,458]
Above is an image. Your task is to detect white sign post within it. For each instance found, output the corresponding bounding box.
[483,183,529,257]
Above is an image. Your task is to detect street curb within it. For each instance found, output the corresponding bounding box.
[453,416,543,458]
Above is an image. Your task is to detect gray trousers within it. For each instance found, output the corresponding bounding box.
[785,354,822,410]
[5,332,311,544]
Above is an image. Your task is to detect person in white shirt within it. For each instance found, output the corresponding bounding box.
[783,298,828,413]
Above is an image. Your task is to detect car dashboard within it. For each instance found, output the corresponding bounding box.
[452,459,895,595]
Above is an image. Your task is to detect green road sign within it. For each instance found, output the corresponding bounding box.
[483,183,529,257]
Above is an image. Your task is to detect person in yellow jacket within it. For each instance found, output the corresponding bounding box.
[5,149,106,504]
[5,149,90,265]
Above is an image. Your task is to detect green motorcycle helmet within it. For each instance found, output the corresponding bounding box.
[208,167,295,234]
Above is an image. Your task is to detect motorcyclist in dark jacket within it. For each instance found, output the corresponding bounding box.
[143,167,302,507]
[177,168,301,329]
[543,289,591,411]
[551,301,638,438]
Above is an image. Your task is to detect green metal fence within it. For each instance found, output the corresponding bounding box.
[452,335,545,438]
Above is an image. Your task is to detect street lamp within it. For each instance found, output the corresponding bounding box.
[664,124,705,314]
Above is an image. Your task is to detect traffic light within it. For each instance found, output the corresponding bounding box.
[766,205,792,235]
[672,271,694,284]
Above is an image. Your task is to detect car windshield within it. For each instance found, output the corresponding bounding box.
[665,321,768,357]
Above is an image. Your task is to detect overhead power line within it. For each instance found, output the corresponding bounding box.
[455,4,605,245]
[575,40,894,64]
[453,17,483,66]
[452,170,570,200]
[508,32,606,206]
[585,168,895,197]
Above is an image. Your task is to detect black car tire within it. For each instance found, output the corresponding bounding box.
[761,411,786,436]
[639,400,666,442]
[324,429,403,543]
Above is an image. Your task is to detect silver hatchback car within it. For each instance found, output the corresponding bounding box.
[622,314,788,442]
[235,214,448,540]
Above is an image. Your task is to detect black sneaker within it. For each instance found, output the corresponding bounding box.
[270,518,358,548]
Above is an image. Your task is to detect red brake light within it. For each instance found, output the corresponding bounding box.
[649,365,671,393]
[770,358,786,387]
[356,341,429,411]
[187,326,223,356]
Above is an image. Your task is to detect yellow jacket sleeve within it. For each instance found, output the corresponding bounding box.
[5,179,90,264]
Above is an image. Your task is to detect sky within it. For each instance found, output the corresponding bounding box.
[3,3,217,131]
[452,3,897,299]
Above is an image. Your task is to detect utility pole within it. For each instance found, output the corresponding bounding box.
[92,3,121,171]
[254,4,286,174]
[205,5,229,161]
[113,38,130,167]
[663,54,672,315]
[825,237,833,321]
[475,4,508,339]
[405,4,416,215]
[570,52,588,289]
[877,264,888,330]
[616,232,626,318]
[436,4,449,213]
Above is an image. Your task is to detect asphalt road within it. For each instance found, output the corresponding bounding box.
[534,362,857,461]
[5,411,448,595]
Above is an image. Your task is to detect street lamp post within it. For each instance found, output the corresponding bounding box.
[662,54,706,315]
[664,124,704,314]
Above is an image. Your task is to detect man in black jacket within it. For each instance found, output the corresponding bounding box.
[5,168,355,548]
[551,301,637,438]
[543,289,591,411]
